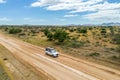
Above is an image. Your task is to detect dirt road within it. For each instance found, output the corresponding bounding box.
[0,34,120,80]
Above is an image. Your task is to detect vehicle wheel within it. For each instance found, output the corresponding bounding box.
[46,53,48,55]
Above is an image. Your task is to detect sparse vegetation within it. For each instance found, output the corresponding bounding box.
[89,52,100,57]
[69,41,85,48]
[0,44,46,80]
[0,25,120,70]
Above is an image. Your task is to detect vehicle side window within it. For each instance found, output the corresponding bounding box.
[49,49,51,52]
[46,48,48,51]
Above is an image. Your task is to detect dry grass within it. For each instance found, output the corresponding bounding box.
[0,26,120,71]
[0,45,14,80]
[0,44,46,80]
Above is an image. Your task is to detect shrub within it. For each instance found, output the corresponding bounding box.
[43,29,50,36]
[77,28,87,33]
[5,27,8,31]
[100,28,107,35]
[109,27,114,35]
[3,58,8,61]
[101,30,106,34]
[18,33,26,36]
[111,55,120,61]
[89,52,100,57]
[31,34,37,36]
[95,42,100,46]
[89,27,92,30]
[70,41,85,48]
[31,29,36,33]
[47,33,54,41]
[54,29,69,42]
[112,34,120,44]
[9,28,22,34]
[69,28,75,32]
[111,55,118,59]
[116,45,120,52]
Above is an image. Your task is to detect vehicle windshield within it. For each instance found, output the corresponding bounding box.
[51,49,56,53]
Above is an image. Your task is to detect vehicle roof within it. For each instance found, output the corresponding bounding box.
[46,47,55,50]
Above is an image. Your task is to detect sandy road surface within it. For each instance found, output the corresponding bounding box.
[0,34,120,80]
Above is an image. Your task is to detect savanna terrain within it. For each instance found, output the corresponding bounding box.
[0,25,120,80]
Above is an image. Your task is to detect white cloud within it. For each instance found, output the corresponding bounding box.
[84,9,120,22]
[64,14,78,17]
[31,0,60,7]
[31,0,120,12]
[70,1,120,13]
[31,0,120,22]
[0,0,6,3]
[31,0,104,11]
[0,17,11,21]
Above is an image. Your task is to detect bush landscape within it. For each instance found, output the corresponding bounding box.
[0,25,120,70]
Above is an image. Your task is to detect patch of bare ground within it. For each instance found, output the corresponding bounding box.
[0,44,48,80]
[62,46,120,71]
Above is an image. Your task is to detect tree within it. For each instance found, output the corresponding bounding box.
[101,28,106,34]
[43,29,49,36]
[47,33,54,41]
[77,28,87,33]
[109,27,114,35]
[43,28,54,41]
[54,29,69,42]
[9,28,22,34]
[112,34,120,44]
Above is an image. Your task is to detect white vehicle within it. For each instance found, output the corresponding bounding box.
[45,47,59,57]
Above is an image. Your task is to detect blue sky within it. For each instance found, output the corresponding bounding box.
[0,0,120,25]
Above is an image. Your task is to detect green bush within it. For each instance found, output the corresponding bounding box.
[47,33,54,41]
[101,30,106,34]
[43,28,50,36]
[54,29,69,42]
[9,28,22,34]
[77,28,87,33]
[111,55,118,59]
